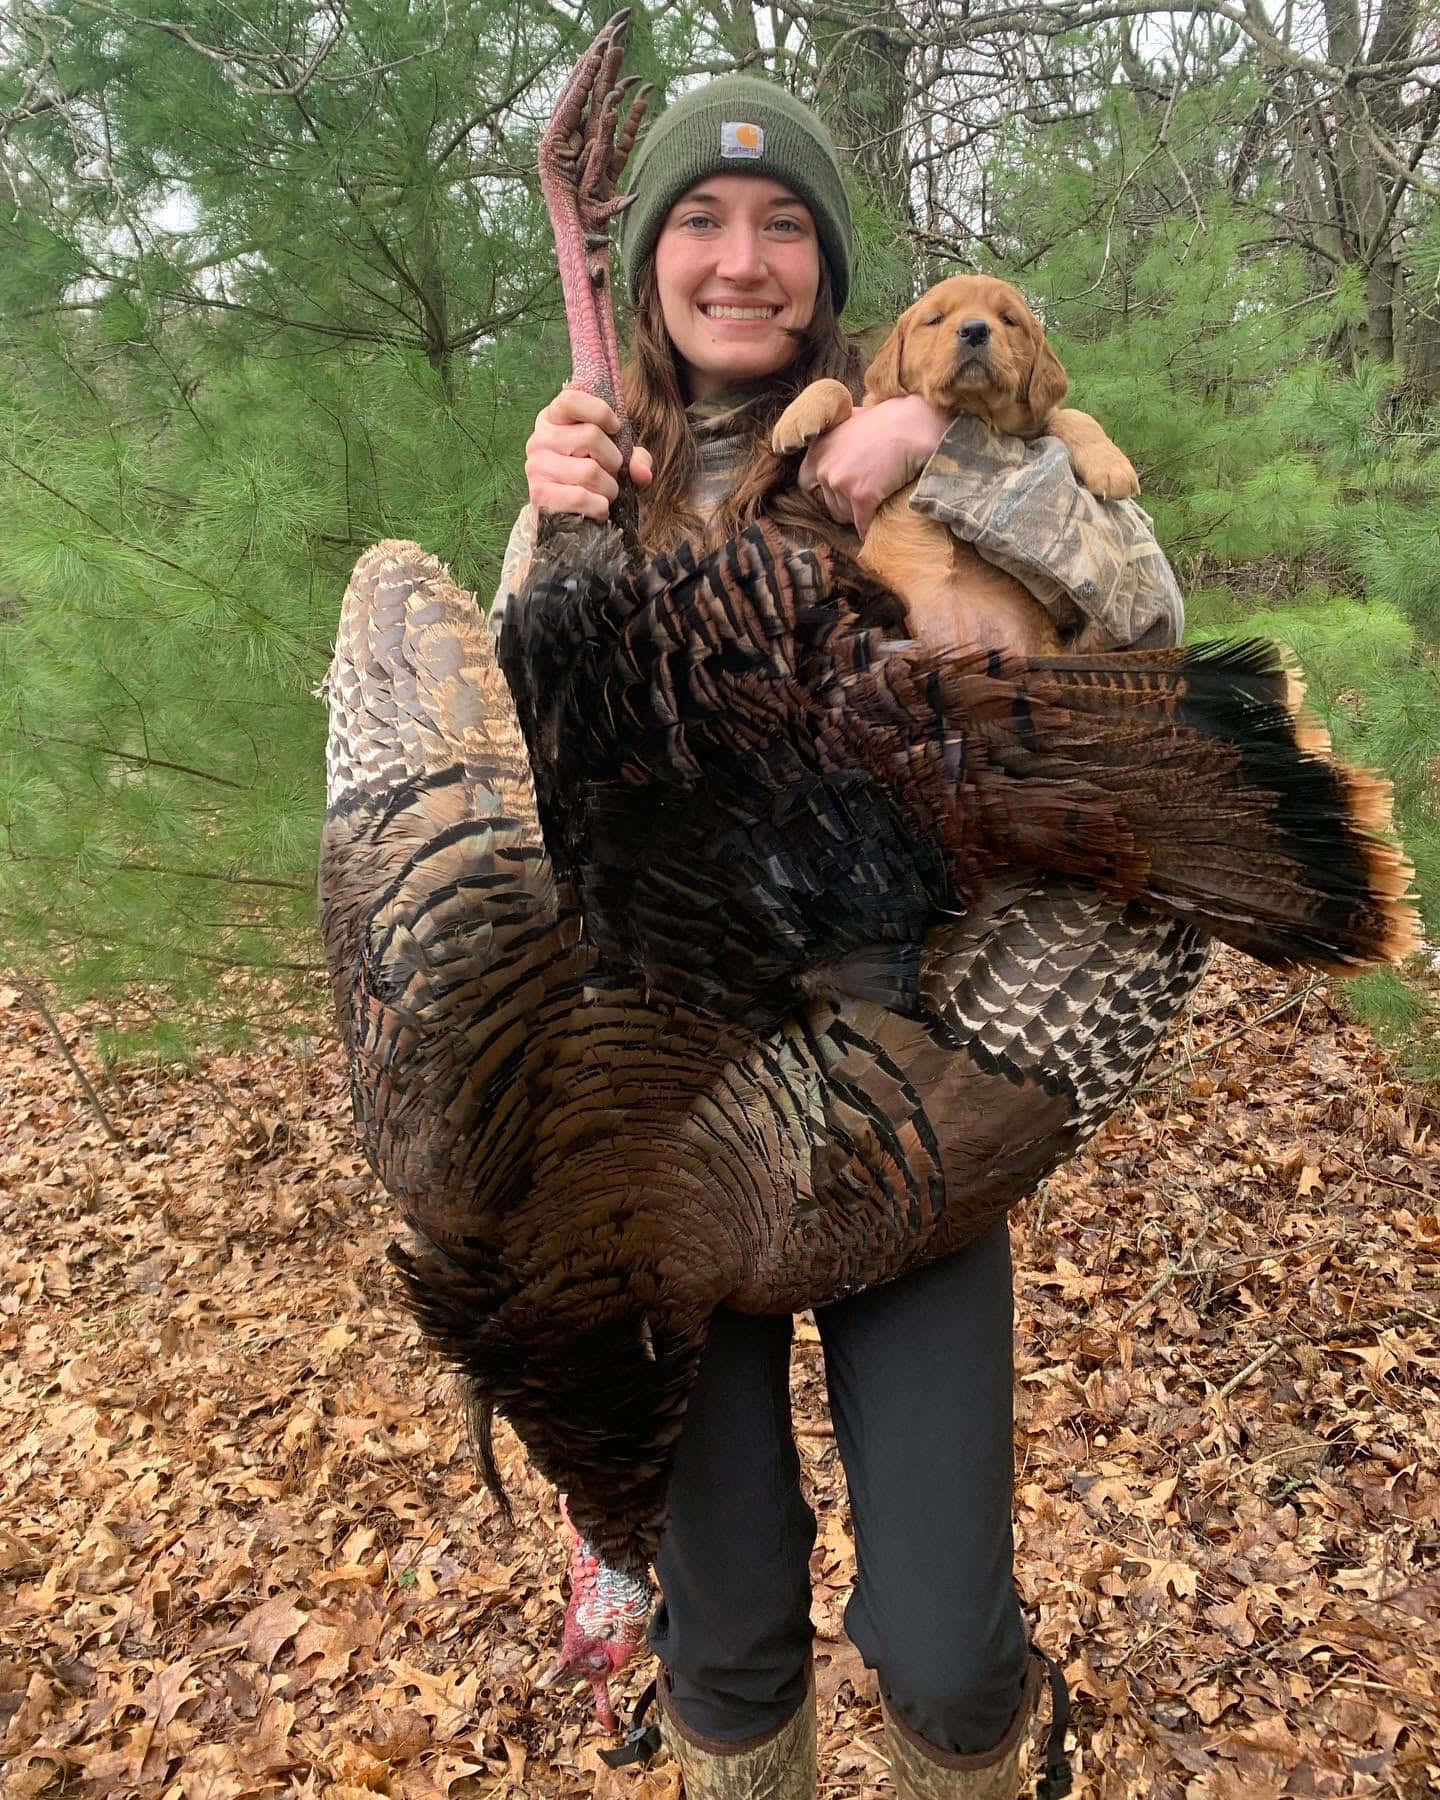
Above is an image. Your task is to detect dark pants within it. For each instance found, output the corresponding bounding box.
[649,1221,1028,1755]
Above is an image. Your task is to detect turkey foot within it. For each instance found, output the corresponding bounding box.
[538,10,650,463]
[771,377,854,454]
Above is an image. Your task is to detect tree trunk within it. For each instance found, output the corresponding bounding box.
[1323,0,1419,367]
[808,4,914,222]
[417,215,451,377]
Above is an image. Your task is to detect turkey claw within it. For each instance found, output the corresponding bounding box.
[541,12,648,232]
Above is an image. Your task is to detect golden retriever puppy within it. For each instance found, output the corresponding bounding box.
[772,274,1139,658]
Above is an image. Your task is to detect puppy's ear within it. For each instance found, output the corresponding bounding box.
[1024,334,1068,423]
[863,317,909,403]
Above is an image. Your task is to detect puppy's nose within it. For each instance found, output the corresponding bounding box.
[958,318,990,349]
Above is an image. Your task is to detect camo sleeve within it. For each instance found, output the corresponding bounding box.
[487,504,540,644]
[909,415,1184,650]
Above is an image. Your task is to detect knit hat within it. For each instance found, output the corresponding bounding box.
[617,75,852,312]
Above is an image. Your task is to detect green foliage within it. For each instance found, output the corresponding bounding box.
[0,305,562,1047]
[1,0,1437,1076]
[0,0,586,1052]
[1342,969,1440,1085]
[846,181,921,337]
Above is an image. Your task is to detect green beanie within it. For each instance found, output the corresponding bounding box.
[617,75,852,313]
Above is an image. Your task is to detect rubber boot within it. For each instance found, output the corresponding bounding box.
[881,1651,1050,1800]
[658,1668,817,1800]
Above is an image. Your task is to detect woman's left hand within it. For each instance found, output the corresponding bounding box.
[798,394,951,535]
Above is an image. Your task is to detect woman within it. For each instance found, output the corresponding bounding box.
[497,75,1180,1800]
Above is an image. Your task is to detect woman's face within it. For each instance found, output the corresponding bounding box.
[653,175,821,400]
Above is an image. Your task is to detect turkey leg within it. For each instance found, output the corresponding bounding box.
[523,15,662,1742]
[537,10,650,470]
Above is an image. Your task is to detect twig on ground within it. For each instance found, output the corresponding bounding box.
[1216,1341,1282,1399]
[1117,1218,1222,1326]
[1214,1306,1440,1400]
[1333,1153,1436,1198]
[1119,1260,1185,1327]
[1134,979,1323,1096]
[8,969,125,1144]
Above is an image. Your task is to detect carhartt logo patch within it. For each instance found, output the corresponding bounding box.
[721,120,764,158]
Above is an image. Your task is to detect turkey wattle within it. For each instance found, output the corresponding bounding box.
[318,12,1420,1737]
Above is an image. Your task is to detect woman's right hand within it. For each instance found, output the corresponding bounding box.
[525,388,654,520]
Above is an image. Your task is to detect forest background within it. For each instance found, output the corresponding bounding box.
[1,0,1439,1072]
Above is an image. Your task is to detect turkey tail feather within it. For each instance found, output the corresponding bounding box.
[955,639,1419,975]
[507,523,1418,1000]
[319,540,554,1053]
[322,538,536,813]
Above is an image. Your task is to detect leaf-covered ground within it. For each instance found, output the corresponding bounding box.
[3,954,1438,1800]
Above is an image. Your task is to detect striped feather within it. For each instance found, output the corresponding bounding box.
[319,528,1414,1576]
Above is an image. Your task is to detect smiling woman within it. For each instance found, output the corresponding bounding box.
[513,73,952,564]
[484,64,1189,1800]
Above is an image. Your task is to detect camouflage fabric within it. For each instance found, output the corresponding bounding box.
[687,391,769,522]
[910,413,1183,651]
[489,404,1182,653]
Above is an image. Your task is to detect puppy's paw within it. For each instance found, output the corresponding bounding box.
[1046,408,1141,500]
[771,379,854,455]
[1072,443,1140,500]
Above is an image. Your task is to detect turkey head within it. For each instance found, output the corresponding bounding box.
[536,1499,651,1732]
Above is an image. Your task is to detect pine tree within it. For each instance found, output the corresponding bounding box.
[0,0,590,1048]
[1,1,1435,1067]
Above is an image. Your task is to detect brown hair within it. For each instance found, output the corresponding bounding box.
[620,259,869,556]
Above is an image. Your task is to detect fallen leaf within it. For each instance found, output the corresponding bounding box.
[241,1596,308,1669]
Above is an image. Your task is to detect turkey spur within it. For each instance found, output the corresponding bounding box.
[318,11,1419,1738]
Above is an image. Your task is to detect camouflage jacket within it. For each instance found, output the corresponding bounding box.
[489,404,1182,652]
[910,414,1183,651]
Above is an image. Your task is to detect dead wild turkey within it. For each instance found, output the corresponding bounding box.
[318,13,1419,1737]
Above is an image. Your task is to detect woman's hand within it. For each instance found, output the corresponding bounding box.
[797,393,950,535]
[525,388,654,520]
